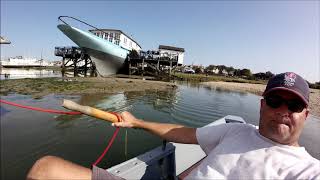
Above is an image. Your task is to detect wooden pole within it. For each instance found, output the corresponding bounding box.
[62,57,66,77]
[157,60,160,76]
[128,57,131,76]
[84,57,88,77]
[62,99,120,123]
[142,57,145,77]
[73,59,78,77]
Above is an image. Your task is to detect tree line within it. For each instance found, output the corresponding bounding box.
[190,64,320,89]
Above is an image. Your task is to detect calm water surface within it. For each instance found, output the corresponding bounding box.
[2,81,317,179]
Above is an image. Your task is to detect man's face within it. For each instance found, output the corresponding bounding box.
[259,90,309,146]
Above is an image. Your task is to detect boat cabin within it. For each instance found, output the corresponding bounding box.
[89,29,142,52]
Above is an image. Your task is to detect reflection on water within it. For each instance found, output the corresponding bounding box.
[0,68,61,79]
[95,94,131,112]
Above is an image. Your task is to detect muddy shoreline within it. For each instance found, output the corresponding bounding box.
[0,77,177,98]
[201,81,320,118]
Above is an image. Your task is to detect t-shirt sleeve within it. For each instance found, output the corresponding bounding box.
[196,123,232,154]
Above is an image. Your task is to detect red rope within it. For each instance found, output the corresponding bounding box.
[0,99,82,115]
[92,112,121,166]
[0,99,122,166]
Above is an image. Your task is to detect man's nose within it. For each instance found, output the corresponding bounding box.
[275,103,290,115]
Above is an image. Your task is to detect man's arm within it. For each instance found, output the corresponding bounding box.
[112,111,198,144]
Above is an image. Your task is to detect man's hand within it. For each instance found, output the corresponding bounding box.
[112,111,142,128]
[111,111,198,144]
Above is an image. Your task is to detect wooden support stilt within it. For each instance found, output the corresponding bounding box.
[90,62,96,77]
[128,57,131,76]
[142,57,145,77]
[73,59,78,77]
[84,57,88,77]
[157,60,160,76]
[61,57,66,77]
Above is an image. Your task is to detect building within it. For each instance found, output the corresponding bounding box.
[0,56,55,67]
[211,68,219,74]
[158,45,185,65]
[89,29,142,52]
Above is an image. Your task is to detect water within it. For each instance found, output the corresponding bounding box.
[1,81,318,179]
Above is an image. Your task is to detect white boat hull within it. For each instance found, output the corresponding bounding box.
[57,24,129,76]
[83,47,126,76]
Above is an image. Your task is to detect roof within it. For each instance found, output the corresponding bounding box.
[159,45,185,52]
[89,29,141,49]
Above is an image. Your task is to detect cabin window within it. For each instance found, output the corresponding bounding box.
[105,33,109,40]
[109,33,113,42]
[96,32,100,37]
[114,33,120,45]
[124,38,127,45]
[115,33,120,40]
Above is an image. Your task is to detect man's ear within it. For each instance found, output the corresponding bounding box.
[260,98,264,108]
[260,98,265,114]
[304,108,310,120]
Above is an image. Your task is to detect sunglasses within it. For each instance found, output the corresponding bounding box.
[265,95,306,113]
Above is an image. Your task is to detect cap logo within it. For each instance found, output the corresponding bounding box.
[284,72,296,87]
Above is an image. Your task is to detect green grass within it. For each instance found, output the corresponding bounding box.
[173,73,266,84]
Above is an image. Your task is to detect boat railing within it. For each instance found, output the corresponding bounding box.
[137,50,179,62]
[58,16,113,41]
[54,46,83,59]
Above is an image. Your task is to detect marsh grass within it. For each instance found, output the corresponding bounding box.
[173,73,266,84]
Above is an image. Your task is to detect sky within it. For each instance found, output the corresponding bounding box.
[1,1,319,83]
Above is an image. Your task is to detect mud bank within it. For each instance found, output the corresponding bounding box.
[0,77,177,99]
[201,81,320,118]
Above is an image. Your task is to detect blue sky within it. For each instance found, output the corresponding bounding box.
[1,1,319,83]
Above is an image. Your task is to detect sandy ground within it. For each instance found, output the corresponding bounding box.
[201,81,320,118]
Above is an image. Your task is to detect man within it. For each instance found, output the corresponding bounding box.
[27,72,319,179]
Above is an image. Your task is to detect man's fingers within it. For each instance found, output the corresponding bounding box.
[112,122,122,127]
[112,122,132,128]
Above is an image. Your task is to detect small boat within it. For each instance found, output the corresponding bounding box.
[57,16,142,76]
[106,115,245,179]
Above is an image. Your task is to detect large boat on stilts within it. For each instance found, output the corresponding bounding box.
[57,16,142,76]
